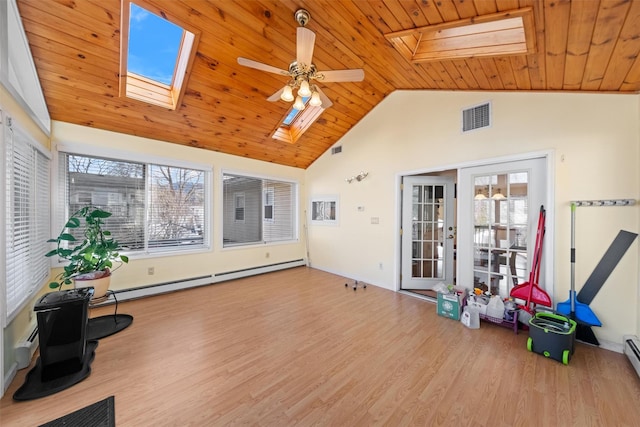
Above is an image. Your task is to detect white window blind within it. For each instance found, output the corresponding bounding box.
[58,153,208,254]
[4,117,50,322]
[223,173,296,247]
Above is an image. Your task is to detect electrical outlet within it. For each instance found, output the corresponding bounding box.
[265,252,270,258]
[378,262,383,270]
[148,267,155,275]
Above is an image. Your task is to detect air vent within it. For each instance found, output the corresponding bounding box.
[462,102,491,132]
[331,146,342,155]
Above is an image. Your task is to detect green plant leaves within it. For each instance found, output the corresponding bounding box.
[90,209,112,219]
[46,205,128,289]
[65,217,81,228]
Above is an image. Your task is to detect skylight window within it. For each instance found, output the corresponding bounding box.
[282,97,309,126]
[119,0,200,110]
[127,4,182,86]
[272,99,324,144]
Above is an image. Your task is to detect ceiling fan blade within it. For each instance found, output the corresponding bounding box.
[317,69,365,82]
[297,27,316,66]
[237,57,289,76]
[315,87,333,109]
[267,86,285,102]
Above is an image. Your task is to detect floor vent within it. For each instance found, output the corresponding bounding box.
[15,326,38,370]
[462,102,491,132]
[624,335,640,378]
[331,146,342,155]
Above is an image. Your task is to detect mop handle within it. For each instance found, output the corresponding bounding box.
[570,202,576,313]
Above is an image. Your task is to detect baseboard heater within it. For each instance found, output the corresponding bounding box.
[15,326,38,370]
[624,335,640,378]
[111,259,306,303]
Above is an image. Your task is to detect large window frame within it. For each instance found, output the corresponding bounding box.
[53,143,212,261]
[222,171,298,248]
[3,114,51,324]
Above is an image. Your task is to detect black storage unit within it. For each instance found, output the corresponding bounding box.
[34,288,94,380]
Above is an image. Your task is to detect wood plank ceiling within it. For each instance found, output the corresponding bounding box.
[17,0,640,169]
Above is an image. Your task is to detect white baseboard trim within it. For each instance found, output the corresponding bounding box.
[595,339,623,354]
[108,259,306,303]
[4,362,18,396]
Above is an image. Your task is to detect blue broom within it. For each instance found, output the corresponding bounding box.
[557,203,602,326]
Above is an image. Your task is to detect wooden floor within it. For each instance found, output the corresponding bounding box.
[2,267,640,426]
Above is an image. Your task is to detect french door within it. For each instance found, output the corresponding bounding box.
[457,158,549,299]
[400,176,455,290]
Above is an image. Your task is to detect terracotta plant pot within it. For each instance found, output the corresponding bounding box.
[74,270,111,299]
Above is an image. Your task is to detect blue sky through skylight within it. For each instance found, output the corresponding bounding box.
[128,3,182,86]
[283,97,310,126]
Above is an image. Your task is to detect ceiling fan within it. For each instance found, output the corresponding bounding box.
[237,9,364,110]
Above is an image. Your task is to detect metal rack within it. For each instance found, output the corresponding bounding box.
[572,199,635,207]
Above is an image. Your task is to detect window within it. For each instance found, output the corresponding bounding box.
[310,196,338,225]
[4,116,50,322]
[272,102,325,144]
[264,187,274,221]
[119,0,199,110]
[57,153,209,254]
[234,193,245,222]
[223,173,296,247]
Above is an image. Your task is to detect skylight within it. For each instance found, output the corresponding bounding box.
[272,100,324,144]
[119,0,200,110]
[282,97,309,126]
[385,7,536,63]
[127,3,182,86]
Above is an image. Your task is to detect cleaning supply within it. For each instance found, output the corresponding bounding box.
[461,306,480,329]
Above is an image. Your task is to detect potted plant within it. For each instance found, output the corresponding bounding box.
[46,206,129,298]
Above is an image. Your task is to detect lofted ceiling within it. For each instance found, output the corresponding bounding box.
[17,0,640,169]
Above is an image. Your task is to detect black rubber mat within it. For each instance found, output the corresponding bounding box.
[13,340,98,401]
[577,230,638,304]
[38,395,115,427]
[87,314,133,340]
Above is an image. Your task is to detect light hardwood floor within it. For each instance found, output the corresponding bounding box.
[2,267,640,426]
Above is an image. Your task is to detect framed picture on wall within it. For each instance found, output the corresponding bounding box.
[310,196,339,225]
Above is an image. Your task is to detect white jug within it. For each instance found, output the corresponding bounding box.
[461,306,480,329]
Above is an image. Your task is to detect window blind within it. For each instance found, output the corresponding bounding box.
[4,117,50,322]
[58,153,207,254]
[223,173,296,247]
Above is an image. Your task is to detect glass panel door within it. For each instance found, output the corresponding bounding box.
[401,176,454,290]
[472,173,529,297]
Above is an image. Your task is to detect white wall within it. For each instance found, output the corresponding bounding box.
[306,90,640,345]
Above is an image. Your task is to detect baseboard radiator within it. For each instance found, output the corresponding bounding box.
[15,326,38,370]
[624,335,640,378]
[111,259,306,303]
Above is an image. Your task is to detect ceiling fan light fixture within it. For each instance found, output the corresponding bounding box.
[281,85,294,102]
[293,95,306,110]
[298,80,312,97]
[309,91,322,107]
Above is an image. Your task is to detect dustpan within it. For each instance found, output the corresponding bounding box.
[510,206,553,308]
[557,202,603,327]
